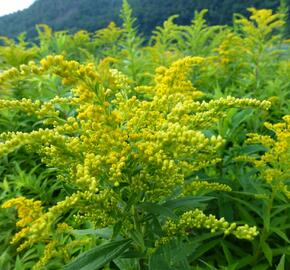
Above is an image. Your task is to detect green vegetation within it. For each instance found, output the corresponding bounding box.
[0,1,289,269]
[0,0,288,39]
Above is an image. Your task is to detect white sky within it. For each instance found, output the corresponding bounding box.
[0,0,35,17]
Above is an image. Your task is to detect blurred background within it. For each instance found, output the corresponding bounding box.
[0,0,289,39]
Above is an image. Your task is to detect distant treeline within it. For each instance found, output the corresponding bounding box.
[0,0,289,39]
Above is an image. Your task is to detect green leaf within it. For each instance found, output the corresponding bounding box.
[271,228,290,243]
[198,259,217,270]
[231,109,253,131]
[272,247,290,256]
[220,239,249,258]
[64,239,132,270]
[251,264,270,270]
[130,230,145,251]
[71,228,113,239]
[149,239,192,270]
[271,216,289,228]
[220,263,238,270]
[151,215,163,236]
[224,194,262,219]
[121,250,145,259]
[191,239,220,261]
[219,196,234,221]
[14,256,24,270]
[137,202,176,219]
[149,253,173,270]
[235,204,256,224]
[239,144,267,155]
[271,204,290,218]
[112,221,123,239]
[162,196,215,210]
[262,202,271,232]
[235,255,254,269]
[114,258,140,270]
[276,254,285,270]
[221,241,233,265]
[189,231,223,245]
[260,240,273,266]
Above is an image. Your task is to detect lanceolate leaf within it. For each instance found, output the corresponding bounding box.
[64,239,132,270]
[137,202,177,218]
[260,240,273,266]
[162,196,215,210]
[276,254,285,270]
[71,228,113,239]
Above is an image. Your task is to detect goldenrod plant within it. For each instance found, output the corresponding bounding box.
[0,34,38,70]
[0,54,269,269]
[0,1,289,269]
[241,115,290,197]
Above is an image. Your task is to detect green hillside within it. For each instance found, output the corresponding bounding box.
[0,0,288,39]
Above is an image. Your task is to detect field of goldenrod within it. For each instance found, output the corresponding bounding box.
[0,1,289,269]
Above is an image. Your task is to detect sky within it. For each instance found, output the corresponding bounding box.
[0,0,35,17]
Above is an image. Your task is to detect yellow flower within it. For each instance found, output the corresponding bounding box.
[239,115,290,198]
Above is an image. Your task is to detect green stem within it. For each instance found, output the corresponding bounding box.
[252,189,276,265]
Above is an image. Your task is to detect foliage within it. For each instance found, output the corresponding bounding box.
[0,2,289,270]
[0,34,38,69]
[0,0,288,39]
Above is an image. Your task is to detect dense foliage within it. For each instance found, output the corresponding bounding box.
[0,1,289,269]
[0,0,289,39]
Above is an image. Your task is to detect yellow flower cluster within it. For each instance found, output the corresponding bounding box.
[0,55,270,263]
[0,128,66,156]
[0,36,38,70]
[248,8,285,35]
[0,55,99,88]
[32,235,91,270]
[236,8,285,40]
[0,98,41,115]
[33,240,58,270]
[110,68,131,90]
[216,33,244,63]
[211,7,287,94]
[243,115,290,198]
[153,56,204,98]
[2,191,107,252]
[163,209,258,240]
[2,197,43,250]
[2,196,43,228]
[183,179,232,195]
